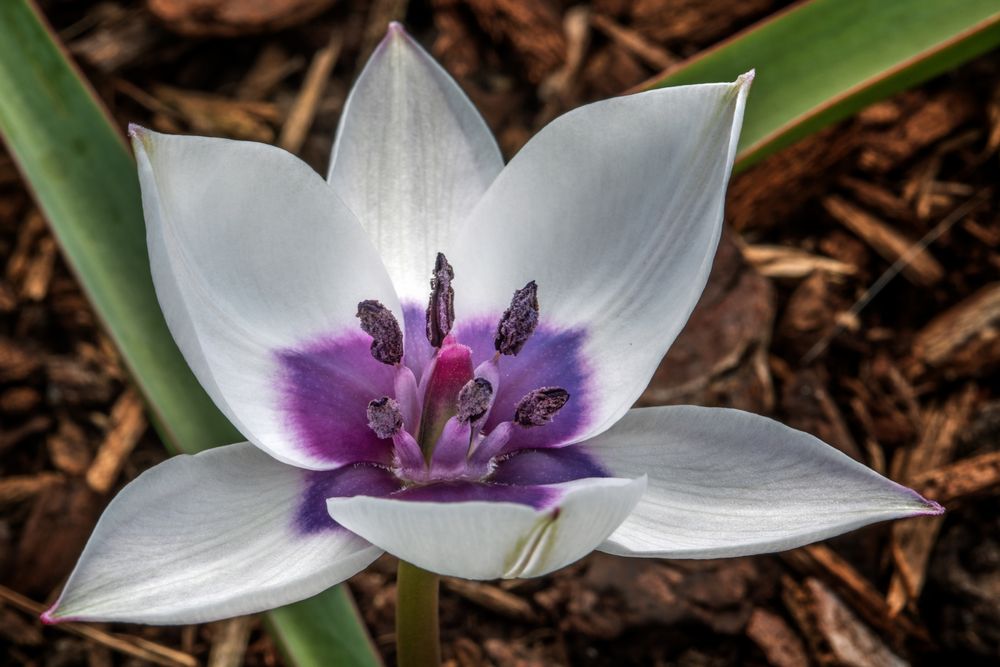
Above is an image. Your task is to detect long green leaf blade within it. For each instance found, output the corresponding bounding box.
[0,2,380,664]
[642,0,1000,169]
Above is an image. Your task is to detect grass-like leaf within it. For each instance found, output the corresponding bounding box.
[642,0,1000,170]
[0,1,381,664]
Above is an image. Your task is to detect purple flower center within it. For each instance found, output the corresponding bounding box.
[359,253,574,486]
[279,253,607,533]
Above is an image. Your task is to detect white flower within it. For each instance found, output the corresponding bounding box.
[44,23,940,625]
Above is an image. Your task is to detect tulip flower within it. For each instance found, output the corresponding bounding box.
[44,22,940,663]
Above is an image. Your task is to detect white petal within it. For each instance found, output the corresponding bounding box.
[585,406,943,559]
[451,75,752,443]
[134,128,400,469]
[46,444,381,624]
[326,477,645,579]
[328,23,504,301]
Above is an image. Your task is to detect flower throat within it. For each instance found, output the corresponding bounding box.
[355,253,569,485]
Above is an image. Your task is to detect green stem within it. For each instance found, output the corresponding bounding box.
[395,560,440,667]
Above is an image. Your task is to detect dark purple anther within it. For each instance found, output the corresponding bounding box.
[426,252,455,348]
[366,397,403,439]
[495,281,539,356]
[456,378,493,424]
[356,300,403,365]
[514,387,569,427]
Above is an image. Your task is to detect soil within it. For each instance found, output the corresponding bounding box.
[1,0,998,665]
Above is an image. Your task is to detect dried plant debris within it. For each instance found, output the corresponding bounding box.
[2,0,999,664]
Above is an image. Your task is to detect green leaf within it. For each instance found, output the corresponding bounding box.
[0,2,381,664]
[643,0,1000,170]
[267,588,383,667]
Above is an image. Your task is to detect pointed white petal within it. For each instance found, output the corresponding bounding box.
[134,128,400,469]
[585,406,942,559]
[46,444,381,624]
[328,24,504,301]
[451,75,752,444]
[326,477,645,579]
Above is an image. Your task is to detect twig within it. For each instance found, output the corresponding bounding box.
[86,388,147,494]
[590,13,676,70]
[278,28,344,154]
[801,191,991,364]
[0,585,198,667]
[207,616,255,667]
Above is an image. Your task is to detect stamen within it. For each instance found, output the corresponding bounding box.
[513,387,569,427]
[456,378,493,424]
[366,397,403,439]
[356,300,403,365]
[494,281,539,356]
[425,252,455,347]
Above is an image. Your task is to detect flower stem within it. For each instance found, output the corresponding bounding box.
[395,560,440,667]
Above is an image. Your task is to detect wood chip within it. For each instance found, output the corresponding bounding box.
[0,337,41,382]
[278,28,344,154]
[641,231,775,413]
[726,124,860,233]
[153,85,280,142]
[783,577,906,667]
[0,605,43,646]
[68,4,160,73]
[148,0,336,37]
[237,43,304,101]
[912,450,1000,505]
[0,415,51,454]
[466,0,567,84]
[910,282,1000,379]
[745,607,809,667]
[20,235,56,301]
[781,544,926,642]
[443,578,538,622]
[208,616,255,667]
[858,90,975,174]
[5,210,46,288]
[839,177,912,221]
[0,386,41,414]
[823,195,944,286]
[780,368,864,462]
[13,478,103,595]
[590,13,676,70]
[886,386,977,615]
[0,585,197,667]
[742,244,857,279]
[46,355,115,406]
[47,418,93,476]
[0,473,62,507]
[86,388,148,494]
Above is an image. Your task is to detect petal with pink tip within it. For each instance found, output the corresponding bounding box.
[46,444,382,624]
[586,406,943,559]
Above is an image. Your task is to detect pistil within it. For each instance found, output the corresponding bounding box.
[425,253,455,348]
[415,341,474,460]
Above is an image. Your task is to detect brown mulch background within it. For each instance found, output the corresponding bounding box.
[2,0,999,665]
